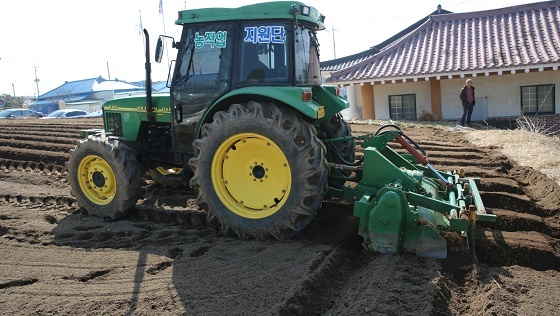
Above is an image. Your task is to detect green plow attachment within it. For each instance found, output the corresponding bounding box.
[327,125,496,260]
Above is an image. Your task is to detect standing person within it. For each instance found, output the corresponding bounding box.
[459,79,476,127]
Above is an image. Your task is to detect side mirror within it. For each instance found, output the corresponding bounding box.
[155,37,164,63]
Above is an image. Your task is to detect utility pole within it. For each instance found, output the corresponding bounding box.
[34,63,40,97]
[331,24,337,59]
[107,62,111,80]
[12,83,15,97]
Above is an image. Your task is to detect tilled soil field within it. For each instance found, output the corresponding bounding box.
[0,118,558,316]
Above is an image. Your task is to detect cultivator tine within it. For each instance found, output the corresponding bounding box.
[467,206,480,263]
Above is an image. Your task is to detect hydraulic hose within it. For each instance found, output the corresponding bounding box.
[328,143,363,166]
[394,135,450,186]
[375,124,428,157]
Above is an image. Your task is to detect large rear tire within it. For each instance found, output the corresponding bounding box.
[67,134,143,219]
[189,101,328,240]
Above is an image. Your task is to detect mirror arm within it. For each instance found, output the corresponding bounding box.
[159,35,177,48]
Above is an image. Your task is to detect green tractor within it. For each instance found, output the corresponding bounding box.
[67,1,495,260]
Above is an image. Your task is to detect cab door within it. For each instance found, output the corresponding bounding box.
[171,22,233,155]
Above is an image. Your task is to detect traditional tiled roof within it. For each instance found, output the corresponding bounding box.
[320,6,452,72]
[328,0,560,84]
[321,47,378,73]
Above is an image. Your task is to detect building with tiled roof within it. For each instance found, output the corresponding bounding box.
[325,0,560,130]
[320,5,452,74]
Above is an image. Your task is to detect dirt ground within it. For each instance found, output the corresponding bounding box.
[0,118,558,316]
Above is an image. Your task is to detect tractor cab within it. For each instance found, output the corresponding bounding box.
[155,2,333,156]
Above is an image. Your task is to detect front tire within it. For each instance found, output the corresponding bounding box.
[189,101,328,240]
[67,134,143,219]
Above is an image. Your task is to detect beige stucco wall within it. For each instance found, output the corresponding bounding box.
[371,80,431,120]
[441,70,560,120]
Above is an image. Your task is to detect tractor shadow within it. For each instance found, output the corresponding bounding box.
[50,198,365,315]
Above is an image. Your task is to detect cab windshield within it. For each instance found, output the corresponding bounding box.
[172,23,233,114]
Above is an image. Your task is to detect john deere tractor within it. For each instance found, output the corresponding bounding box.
[67,1,495,260]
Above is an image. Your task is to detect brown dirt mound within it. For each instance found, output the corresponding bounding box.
[0,118,558,315]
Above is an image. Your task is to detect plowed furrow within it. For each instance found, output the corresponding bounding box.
[489,209,559,238]
[426,158,506,170]
[0,158,65,173]
[393,144,489,154]
[0,139,76,152]
[413,140,489,151]
[0,120,101,129]
[0,129,84,139]
[0,132,82,144]
[478,177,525,195]
[476,229,560,271]
[391,148,487,161]
[0,194,76,208]
[0,128,94,138]
[481,191,551,217]
[0,147,69,167]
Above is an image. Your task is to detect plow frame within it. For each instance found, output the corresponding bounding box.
[326,128,496,260]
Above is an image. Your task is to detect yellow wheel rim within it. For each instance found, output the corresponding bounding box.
[77,155,117,205]
[155,166,183,175]
[212,133,291,219]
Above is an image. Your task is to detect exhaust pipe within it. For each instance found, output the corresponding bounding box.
[143,29,156,124]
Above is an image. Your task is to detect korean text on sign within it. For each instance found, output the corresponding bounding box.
[194,31,228,49]
[244,26,286,44]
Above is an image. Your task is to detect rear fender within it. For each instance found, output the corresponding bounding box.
[312,85,349,122]
[196,86,324,138]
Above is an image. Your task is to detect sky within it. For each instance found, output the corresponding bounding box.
[0,0,544,97]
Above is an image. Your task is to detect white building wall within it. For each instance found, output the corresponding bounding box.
[441,70,560,120]
[372,81,431,120]
[346,85,357,119]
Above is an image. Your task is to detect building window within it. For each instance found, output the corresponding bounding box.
[389,94,416,120]
[521,84,555,114]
